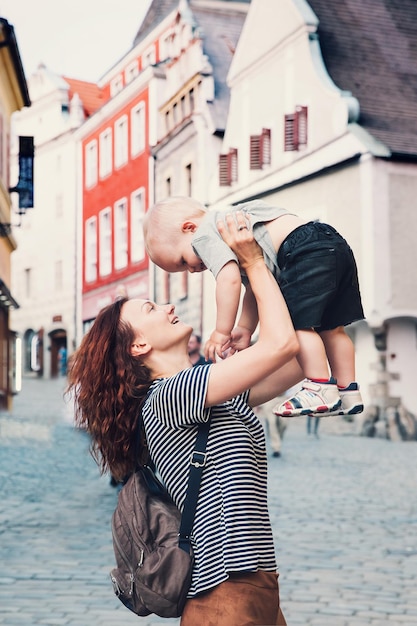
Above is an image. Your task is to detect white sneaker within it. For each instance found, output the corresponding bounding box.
[273,378,341,417]
[320,382,363,416]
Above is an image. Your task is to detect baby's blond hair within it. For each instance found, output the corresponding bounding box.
[143,196,207,260]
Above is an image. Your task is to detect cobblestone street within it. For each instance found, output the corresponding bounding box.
[1,377,416,625]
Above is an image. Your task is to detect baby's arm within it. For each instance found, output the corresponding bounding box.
[204,261,242,361]
[230,284,259,352]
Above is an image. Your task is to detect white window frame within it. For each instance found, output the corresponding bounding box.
[110,74,123,97]
[142,45,156,68]
[114,198,128,270]
[125,60,139,83]
[99,128,112,178]
[99,207,112,276]
[85,140,98,188]
[131,102,146,157]
[114,115,128,168]
[55,260,63,291]
[130,188,145,263]
[85,217,97,283]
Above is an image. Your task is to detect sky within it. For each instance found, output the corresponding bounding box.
[0,0,153,82]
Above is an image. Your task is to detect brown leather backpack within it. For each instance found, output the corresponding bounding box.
[109,415,210,617]
[110,465,193,617]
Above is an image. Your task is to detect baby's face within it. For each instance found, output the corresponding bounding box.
[152,235,206,273]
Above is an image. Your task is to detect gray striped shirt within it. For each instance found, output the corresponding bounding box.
[142,364,277,597]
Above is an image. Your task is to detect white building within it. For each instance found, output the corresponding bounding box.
[10,65,101,377]
[207,0,417,419]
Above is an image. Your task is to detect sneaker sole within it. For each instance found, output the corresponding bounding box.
[319,403,364,417]
[274,399,342,418]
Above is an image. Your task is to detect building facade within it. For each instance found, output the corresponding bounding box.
[207,0,417,418]
[77,0,250,335]
[11,65,102,378]
[0,17,30,408]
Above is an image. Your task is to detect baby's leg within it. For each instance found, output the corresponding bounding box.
[273,328,341,417]
[319,326,355,388]
[319,326,363,416]
[295,328,329,380]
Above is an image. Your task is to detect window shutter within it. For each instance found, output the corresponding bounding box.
[261,128,271,165]
[284,107,308,151]
[296,106,308,146]
[250,135,262,169]
[230,148,238,183]
[219,153,230,186]
[284,113,297,151]
[219,149,238,185]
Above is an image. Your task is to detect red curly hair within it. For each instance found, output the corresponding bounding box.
[66,297,152,481]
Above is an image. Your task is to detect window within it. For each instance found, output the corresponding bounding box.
[125,61,139,83]
[143,45,156,68]
[131,103,145,157]
[99,208,112,276]
[131,189,145,263]
[160,32,175,61]
[114,116,128,168]
[85,217,97,282]
[219,148,238,186]
[85,140,98,188]
[55,260,63,291]
[284,106,308,151]
[24,268,31,298]
[110,75,123,97]
[250,128,271,169]
[185,163,192,195]
[114,199,128,269]
[180,95,186,119]
[171,273,188,301]
[99,128,112,178]
[55,194,63,218]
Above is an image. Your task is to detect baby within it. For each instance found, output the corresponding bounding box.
[143,196,364,418]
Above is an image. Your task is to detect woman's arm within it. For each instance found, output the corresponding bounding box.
[204,213,299,407]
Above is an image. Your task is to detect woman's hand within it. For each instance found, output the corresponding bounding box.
[217,211,263,271]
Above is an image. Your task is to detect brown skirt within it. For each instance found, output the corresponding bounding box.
[180,571,287,626]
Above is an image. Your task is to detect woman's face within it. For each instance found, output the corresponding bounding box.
[120,299,191,352]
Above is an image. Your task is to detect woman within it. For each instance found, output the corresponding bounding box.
[67,212,302,625]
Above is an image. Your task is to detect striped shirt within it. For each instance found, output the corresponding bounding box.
[142,364,277,597]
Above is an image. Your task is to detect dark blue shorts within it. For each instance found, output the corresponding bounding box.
[277,221,364,331]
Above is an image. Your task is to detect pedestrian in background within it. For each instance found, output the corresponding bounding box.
[188,333,212,366]
[67,214,302,625]
[307,415,320,438]
[58,345,67,376]
[253,399,287,458]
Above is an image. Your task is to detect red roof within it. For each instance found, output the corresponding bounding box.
[63,77,104,117]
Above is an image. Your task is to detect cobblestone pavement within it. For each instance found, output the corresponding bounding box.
[1,377,416,626]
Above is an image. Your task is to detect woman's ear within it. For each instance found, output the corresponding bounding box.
[130,339,151,357]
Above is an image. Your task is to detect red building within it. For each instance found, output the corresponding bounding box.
[78,50,154,331]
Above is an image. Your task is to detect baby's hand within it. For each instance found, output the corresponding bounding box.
[204,330,231,361]
[229,326,252,354]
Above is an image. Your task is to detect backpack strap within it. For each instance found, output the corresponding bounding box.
[178,411,212,554]
[139,388,212,554]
